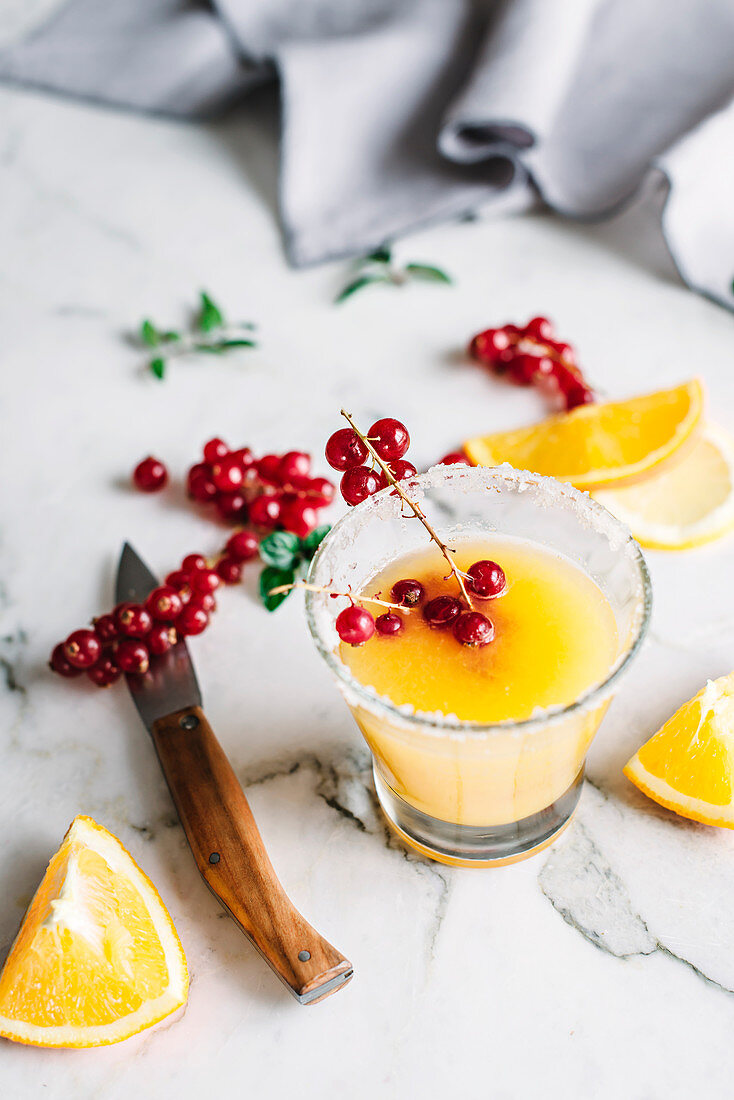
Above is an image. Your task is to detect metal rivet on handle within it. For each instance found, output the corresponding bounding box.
[298,950,311,962]
[209,852,220,864]
[180,714,199,730]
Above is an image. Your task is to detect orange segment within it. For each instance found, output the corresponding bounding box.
[624,673,734,828]
[464,379,704,490]
[595,423,734,549]
[0,816,188,1047]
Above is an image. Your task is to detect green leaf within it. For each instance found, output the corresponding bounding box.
[141,319,159,347]
[162,330,181,342]
[218,339,257,349]
[260,566,296,612]
[335,274,391,304]
[405,263,452,284]
[259,531,302,570]
[193,343,226,354]
[365,246,392,264]
[300,524,331,560]
[198,291,224,332]
[149,357,166,380]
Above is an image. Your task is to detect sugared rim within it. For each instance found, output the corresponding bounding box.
[305,464,652,739]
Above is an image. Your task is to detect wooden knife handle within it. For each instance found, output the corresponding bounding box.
[150,705,353,1004]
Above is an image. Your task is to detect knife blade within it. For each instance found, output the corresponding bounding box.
[116,542,353,1005]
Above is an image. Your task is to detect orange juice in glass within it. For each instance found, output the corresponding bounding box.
[306,466,651,867]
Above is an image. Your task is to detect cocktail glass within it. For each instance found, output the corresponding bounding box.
[306,465,651,867]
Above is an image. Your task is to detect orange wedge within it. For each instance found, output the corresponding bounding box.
[594,424,734,550]
[624,673,734,828]
[0,816,188,1047]
[464,378,704,490]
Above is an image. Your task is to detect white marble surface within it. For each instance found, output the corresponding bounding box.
[2,84,734,1099]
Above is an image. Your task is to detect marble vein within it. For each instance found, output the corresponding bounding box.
[539,811,734,996]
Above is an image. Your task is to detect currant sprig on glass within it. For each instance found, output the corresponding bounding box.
[140,291,257,380]
[335,246,452,304]
[468,315,594,411]
[323,412,508,647]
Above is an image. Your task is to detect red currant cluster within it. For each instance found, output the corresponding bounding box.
[468,316,594,411]
[325,418,416,506]
[186,438,335,537]
[335,560,507,648]
[50,534,261,686]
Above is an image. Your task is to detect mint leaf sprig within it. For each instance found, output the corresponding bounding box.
[259,526,331,611]
[336,245,452,304]
[140,291,257,380]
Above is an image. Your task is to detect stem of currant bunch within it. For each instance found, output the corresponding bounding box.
[340,409,475,610]
[265,581,407,611]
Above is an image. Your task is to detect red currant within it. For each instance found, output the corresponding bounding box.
[467,560,506,599]
[114,602,152,638]
[565,382,594,410]
[469,328,511,362]
[340,466,382,506]
[145,585,183,623]
[524,316,554,342]
[211,454,245,492]
[375,612,403,636]
[306,476,336,507]
[508,354,540,386]
[226,530,259,562]
[165,570,194,602]
[368,418,409,462]
[49,642,84,678]
[391,579,424,607]
[439,451,470,466]
[203,438,229,464]
[63,629,102,669]
[215,492,249,521]
[257,454,282,485]
[336,605,375,645]
[232,447,254,469]
[549,340,575,364]
[133,455,168,493]
[115,638,150,674]
[190,568,220,595]
[215,491,248,522]
[187,464,218,503]
[453,611,495,647]
[87,655,122,686]
[148,624,177,656]
[197,592,217,613]
[249,493,282,529]
[389,459,417,482]
[278,451,311,483]
[93,614,118,644]
[423,595,462,627]
[216,555,243,585]
[176,604,209,636]
[182,553,207,572]
[325,429,368,472]
[280,497,317,537]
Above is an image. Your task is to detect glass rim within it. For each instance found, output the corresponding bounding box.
[305,464,652,739]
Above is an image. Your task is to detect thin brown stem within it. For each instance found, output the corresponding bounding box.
[340,409,474,609]
[266,581,407,611]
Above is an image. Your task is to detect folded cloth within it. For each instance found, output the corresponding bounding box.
[1,0,733,311]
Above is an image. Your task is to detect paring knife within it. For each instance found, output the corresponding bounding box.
[116,542,353,1005]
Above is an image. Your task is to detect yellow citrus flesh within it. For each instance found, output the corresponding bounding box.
[624,672,734,828]
[0,816,188,1047]
[595,424,734,550]
[464,378,704,490]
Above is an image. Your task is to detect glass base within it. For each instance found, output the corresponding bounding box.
[373,767,583,868]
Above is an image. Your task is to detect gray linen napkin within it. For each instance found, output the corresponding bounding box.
[1,0,733,311]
